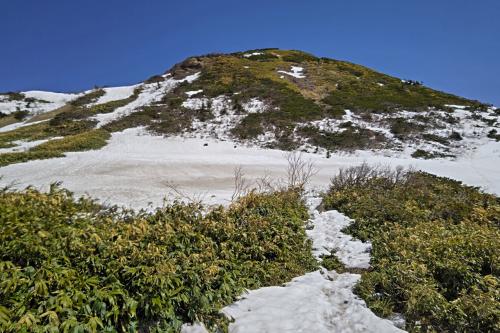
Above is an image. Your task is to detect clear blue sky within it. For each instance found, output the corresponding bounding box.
[1,1,499,105]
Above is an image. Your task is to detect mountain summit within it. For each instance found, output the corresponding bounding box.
[0,49,498,167]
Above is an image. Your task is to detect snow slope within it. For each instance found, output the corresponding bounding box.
[93,85,139,105]
[0,127,498,209]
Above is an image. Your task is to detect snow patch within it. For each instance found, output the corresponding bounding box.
[242,98,267,114]
[307,208,371,269]
[243,52,263,58]
[93,85,139,105]
[185,90,203,97]
[278,66,306,78]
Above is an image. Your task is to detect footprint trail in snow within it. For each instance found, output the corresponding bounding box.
[187,196,405,332]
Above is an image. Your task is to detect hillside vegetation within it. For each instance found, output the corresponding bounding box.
[0,49,498,167]
[323,165,500,332]
[0,186,316,332]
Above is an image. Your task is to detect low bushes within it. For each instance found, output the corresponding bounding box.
[0,187,316,332]
[0,130,110,167]
[298,125,386,151]
[32,129,110,153]
[0,151,63,167]
[323,165,500,332]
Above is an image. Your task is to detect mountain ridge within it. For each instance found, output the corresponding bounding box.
[0,49,498,167]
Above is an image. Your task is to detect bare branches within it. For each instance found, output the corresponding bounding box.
[286,151,318,188]
[329,162,413,191]
[231,165,250,201]
[162,180,206,204]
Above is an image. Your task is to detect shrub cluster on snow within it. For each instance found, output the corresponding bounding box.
[323,164,500,332]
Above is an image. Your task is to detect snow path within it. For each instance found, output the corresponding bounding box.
[222,270,403,333]
[218,196,403,333]
[306,197,371,269]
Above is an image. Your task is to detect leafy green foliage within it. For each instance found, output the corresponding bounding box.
[281,51,318,63]
[33,129,110,153]
[0,187,316,332]
[323,166,500,332]
[12,110,29,121]
[321,77,474,114]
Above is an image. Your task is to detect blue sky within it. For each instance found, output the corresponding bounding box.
[1,1,499,105]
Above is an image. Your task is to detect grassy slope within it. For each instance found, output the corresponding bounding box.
[0,187,316,332]
[322,166,499,332]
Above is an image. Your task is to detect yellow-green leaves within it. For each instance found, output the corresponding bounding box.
[0,186,315,332]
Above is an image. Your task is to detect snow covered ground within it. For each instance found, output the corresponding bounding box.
[0,127,498,209]
[278,66,306,78]
[221,270,403,333]
[0,91,79,115]
[93,85,139,105]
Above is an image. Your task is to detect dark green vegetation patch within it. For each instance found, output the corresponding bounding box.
[323,165,500,332]
[0,187,316,332]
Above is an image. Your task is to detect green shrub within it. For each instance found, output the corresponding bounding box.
[0,130,110,167]
[487,129,500,141]
[298,125,386,151]
[12,110,29,121]
[0,151,63,167]
[32,129,110,153]
[323,166,500,332]
[422,133,449,145]
[389,117,425,138]
[411,149,452,159]
[144,75,165,84]
[0,187,316,332]
[245,53,279,61]
[449,131,463,141]
[281,51,318,63]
